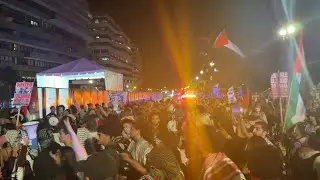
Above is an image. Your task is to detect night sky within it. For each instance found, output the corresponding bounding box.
[88,0,320,91]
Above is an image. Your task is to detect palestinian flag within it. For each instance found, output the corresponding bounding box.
[214,30,246,58]
[285,30,307,129]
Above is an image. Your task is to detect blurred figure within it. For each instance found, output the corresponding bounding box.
[47,106,56,117]
[57,105,65,120]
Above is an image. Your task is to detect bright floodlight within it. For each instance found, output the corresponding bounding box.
[287,25,296,34]
[126,85,129,88]
[88,80,93,84]
[200,70,204,75]
[195,76,199,80]
[209,62,215,67]
[278,28,287,37]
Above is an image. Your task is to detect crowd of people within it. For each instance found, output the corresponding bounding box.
[0,96,320,180]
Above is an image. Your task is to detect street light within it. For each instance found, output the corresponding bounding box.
[200,70,204,75]
[278,22,301,38]
[209,62,215,67]
[195,76,199,80]
[287,24,296,34]
[214,68,218,72]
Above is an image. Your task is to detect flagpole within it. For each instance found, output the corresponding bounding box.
[277,70,287,133]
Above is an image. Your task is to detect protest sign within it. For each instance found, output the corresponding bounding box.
[109,92,127,111]
[13,82,34,106]
[227,86,237,104]
[271,72,288,98]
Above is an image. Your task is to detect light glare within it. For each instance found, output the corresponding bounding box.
[287,25,296,34]
[278,28,287,36]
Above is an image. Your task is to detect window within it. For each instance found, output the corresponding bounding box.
[68,47,73,52]
[30,20,38,26]
[28,59,33,66]
[93,49,100,54]
[95,36,100,39]
[101,57,109,61]
[13,44,17,51]
[94,19,99,24]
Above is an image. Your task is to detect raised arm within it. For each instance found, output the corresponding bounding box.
[63,116,88,161]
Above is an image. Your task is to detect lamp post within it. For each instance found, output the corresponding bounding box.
[278,22,301,39]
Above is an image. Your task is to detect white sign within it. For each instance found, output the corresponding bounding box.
[13,82,34,106]
[227,86,237,104]
[271,72,288,98]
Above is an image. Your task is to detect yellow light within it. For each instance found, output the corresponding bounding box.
[200,70,204,75]
[88,80,93,84]
[181,94,196,98]
[278,28,287,36]
[209,62,215,67]
[195,76,199,80]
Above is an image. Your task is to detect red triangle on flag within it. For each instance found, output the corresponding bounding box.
[214,30,230,48]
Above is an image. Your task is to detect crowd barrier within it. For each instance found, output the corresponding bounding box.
[28,88,161,119]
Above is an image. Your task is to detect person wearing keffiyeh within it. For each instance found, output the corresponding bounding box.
[186,123,246,180]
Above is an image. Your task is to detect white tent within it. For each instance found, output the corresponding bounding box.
[36,58,123,91]
[36,58,123,118]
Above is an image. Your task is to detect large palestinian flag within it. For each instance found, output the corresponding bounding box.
[285,30,307,129]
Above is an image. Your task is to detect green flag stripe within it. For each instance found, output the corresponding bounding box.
[286,73,300,129]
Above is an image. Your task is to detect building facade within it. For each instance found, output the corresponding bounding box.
[0,0,91,79]
[89,14,141,90]
[131,44,143,86]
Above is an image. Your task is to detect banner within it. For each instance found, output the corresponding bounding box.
[109,92,127,111]
[13,82,34,106]
[271,72,288,98]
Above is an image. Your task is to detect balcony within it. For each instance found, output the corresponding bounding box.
[0,63,46,72]
[0,30,84,60]
[25,52,68,64]
[0,49,23,57]
[0,17,54,40]
[1,0,55,19]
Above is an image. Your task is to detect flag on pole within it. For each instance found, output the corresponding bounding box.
[285,30,307,129]
[214,30,246,58]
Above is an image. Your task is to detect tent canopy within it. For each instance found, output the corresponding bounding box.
[37,58,105,76]
[36,58,123,91]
